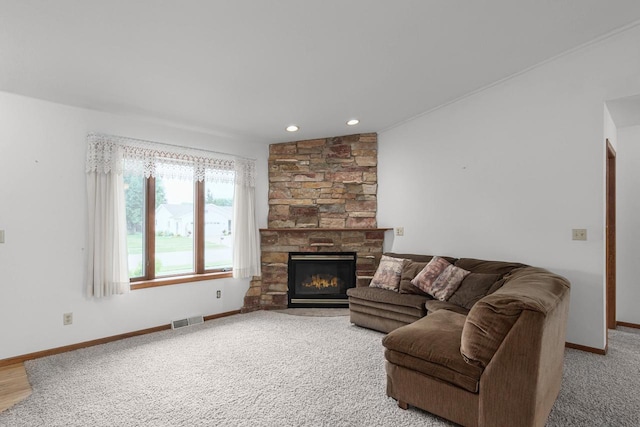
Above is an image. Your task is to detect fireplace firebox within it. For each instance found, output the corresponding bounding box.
[288,252,357,308]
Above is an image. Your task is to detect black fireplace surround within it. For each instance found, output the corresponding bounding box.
[287,252,357,308]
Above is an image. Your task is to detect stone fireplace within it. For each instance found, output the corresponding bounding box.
[242,132,390,312]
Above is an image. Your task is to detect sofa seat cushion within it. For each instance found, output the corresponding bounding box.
[424,300,470,316]
[348,287,432,333]
[382,310,483,393]
[347,287,431,311]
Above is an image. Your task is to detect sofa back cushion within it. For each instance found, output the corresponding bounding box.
[460,267,570,369]
[399,260,431,296]
[454,258,527,276]
[385,253,457,264]
[447,273,502,309]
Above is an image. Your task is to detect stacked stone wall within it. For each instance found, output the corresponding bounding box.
[242,133,385,312]
[267,133,378,229]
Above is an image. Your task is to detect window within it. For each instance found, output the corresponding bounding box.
[124,173,234,288]
[204,180,234,270]
[85,133,259,298]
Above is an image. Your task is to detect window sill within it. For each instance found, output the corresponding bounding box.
[130,271,233,290]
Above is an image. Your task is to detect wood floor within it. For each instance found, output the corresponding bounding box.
[0,363,32,412]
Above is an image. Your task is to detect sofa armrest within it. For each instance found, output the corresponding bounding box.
[478,289,570,426]
[460,267,570,369]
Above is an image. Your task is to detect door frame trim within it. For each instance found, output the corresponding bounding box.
[606,139,616,335]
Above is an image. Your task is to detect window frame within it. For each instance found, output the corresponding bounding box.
[129,178,232,290]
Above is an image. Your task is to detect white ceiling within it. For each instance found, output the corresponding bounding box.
[2,1,640,144]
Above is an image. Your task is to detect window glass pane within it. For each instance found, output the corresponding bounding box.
[155,177,195,276]
[124,174,145,278]
[204,181,234,270]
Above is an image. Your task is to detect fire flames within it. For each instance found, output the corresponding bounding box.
[302,274,338,289]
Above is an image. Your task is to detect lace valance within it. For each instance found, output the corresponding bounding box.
[86,133,255,187]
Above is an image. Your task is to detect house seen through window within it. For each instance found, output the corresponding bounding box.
[124,172,234,281]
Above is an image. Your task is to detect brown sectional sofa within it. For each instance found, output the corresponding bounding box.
[346,253,571,427]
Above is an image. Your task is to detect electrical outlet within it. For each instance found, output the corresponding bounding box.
[216,290,221,299]
[63,312,73,325]
[572,229,587,241]
[395,227,404,236]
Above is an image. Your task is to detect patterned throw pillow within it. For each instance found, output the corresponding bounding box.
[431,265,471,300]
[411,256,470,301]
[410,256,450,292]
[369,255,406,292]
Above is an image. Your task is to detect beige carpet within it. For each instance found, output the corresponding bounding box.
[2,311,639,426]
[274,308,350,317]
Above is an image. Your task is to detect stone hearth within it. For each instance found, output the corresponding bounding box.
[242,132,389,312]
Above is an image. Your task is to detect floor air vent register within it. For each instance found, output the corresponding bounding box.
[171,315,204,330]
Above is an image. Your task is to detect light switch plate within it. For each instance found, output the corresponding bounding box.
[0,230,4,243]
[572,229,587,241]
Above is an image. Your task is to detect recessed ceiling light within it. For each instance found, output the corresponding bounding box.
[286,125,299,132]
[346,119,360,126]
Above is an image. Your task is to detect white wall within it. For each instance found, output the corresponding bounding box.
[604,105,618,151]
[0,91,269,360]
[617,125,640,325]
[378,24,640,350]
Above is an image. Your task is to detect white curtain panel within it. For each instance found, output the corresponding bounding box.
[85,159,130,297]
[232,160,261,279]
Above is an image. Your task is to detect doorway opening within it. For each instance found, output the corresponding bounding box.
[606,139,616,335]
